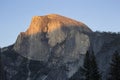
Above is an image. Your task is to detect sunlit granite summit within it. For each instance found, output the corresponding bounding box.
[12,14,92,79]
[14,14,92,61]
[1,14,120,80]
[0,14,95,80]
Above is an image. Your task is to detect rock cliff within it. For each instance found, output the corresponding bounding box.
[2,14,120,80]
[14,14,91,61]
[7,14,92,80]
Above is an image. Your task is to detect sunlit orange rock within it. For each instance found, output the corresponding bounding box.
[25,14,91,36]
[14,14,92,78]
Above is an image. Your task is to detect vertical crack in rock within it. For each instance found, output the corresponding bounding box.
[26,60,31,80]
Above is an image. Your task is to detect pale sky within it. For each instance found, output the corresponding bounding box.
[0,0,120,47]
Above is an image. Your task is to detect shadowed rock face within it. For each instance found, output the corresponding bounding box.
[13,14,92,79]
[1,14,120,80]
[14,14,92,61]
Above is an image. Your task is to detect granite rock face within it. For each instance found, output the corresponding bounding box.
[1,14,120,80]
[10,14,91,80]
[14,14,91,61]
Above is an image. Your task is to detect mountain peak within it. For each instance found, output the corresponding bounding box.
[13,14,92,78]
[25,14,91,35]
[14,14,92,61]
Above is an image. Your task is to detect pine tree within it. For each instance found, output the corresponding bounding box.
[90,51,101,80]
[108,51,120,80]
[83,51,91,80]
[81,50,101,80]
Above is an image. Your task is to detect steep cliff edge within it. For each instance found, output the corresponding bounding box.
[1,14,120,80]
[13,14,91,61]
[11,14,92,79]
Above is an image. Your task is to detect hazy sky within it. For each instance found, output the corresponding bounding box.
[0,0,120,47]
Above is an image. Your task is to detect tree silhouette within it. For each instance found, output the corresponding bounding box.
[82,51,91,80]
[69,51,91,80]
[81,50,101,80]
[90,51,101,80]
[108,51,120,80]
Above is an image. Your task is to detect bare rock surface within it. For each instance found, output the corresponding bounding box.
[13,14,92,79]
[14,14,91,61]
[1,14,120,80]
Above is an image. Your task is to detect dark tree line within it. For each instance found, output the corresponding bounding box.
[80,51,101,80]
[108,51,120,80]
[70,50,120,80]
[69,50,101,80]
